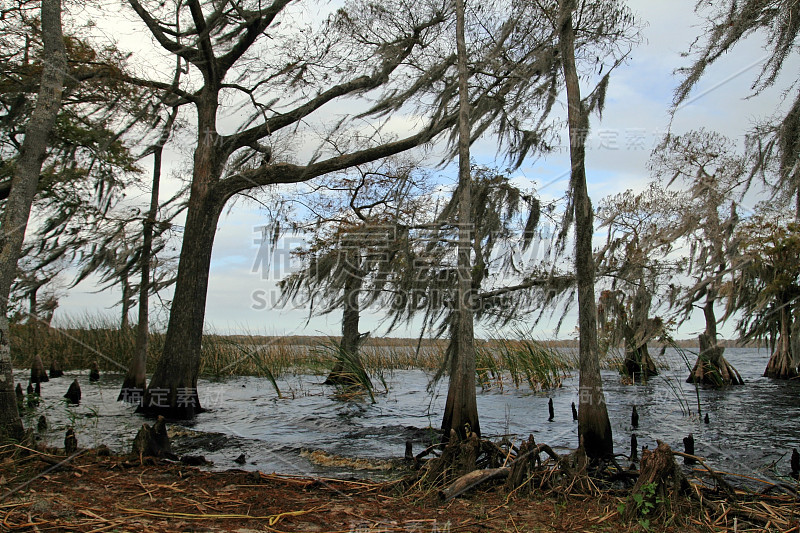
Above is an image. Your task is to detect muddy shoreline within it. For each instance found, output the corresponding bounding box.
[0,446,722,533]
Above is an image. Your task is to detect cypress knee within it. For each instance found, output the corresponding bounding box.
[683,434,695,464]
[64,379,81,405]
[89,361,100,382]
[49,360,63,378]
[64,428,77,454]
[30,355,49,384]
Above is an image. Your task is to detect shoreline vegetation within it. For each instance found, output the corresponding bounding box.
[9,317,764,380]
[5,319,796,532]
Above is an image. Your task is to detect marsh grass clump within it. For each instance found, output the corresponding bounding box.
[10,315,139,373]
[492,337,571,391]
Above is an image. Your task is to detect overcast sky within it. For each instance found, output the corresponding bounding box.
[52,0,795,340]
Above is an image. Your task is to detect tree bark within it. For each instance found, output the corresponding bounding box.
[139,87,225,418]
[623,279,658,379]
[687,294,743,385]
[0,0,65,440]
[119,109,177,403]
[441,0,480,442]
[120,273,131,330]
[558,0,613,459]
[763,303,798,379]
[325,267,368,386]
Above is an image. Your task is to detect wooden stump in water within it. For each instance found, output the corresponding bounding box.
[64,379,81,405]
[791,448,799,480]
[37,415,47,431]
[89,361,100,382]
[630,434,638,462]
[631,405,639,428]
[49,360,63,379]
[132,416,174,459]
[30,355,49,384]
[571,402,578,421]
[548,398,554,421]
[682,434,695,464]
[64,428,77,454]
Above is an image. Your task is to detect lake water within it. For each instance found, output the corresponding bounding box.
[15,347,800,485]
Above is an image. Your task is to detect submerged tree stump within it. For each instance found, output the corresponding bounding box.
[687,333,743,385]
[625,441,691,522]
[132,416,174,459]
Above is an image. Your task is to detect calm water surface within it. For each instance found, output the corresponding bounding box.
[15,347,800,482]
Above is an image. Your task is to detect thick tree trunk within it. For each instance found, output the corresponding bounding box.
[623,282,658,379]
[0,0,65,441]
[325,269,368,386]
[763,304,798,379]
[120,111,174,403]
[687,295,743,385]
[441,0,480,442]
[140,89,225,418]
[623,343,658,380]
[558,0,613,460]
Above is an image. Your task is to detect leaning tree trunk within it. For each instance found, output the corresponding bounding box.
[140,89,225,418]
[325,268,368,386]
[0,0,66,440]
[441,0,480,443]
[763,303,798,379]
[559,0,613,459]
[119,109,176,403]
[687,295,743,385]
